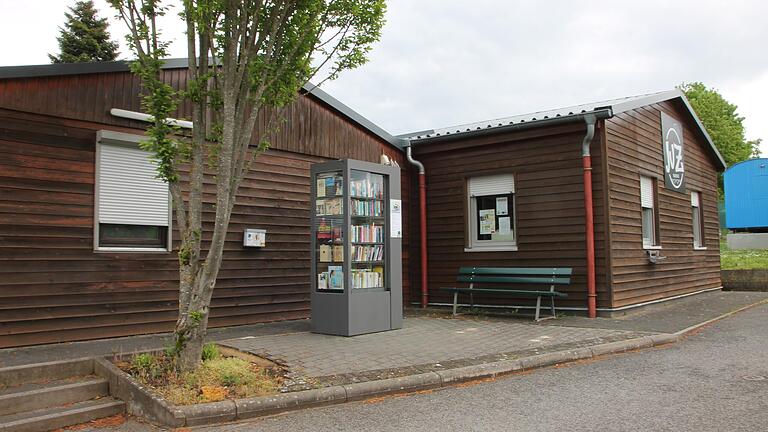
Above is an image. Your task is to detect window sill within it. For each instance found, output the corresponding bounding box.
[95,247,170,253]
[693,246,708,251]
[464,245,518,253]
[643,245,662,250]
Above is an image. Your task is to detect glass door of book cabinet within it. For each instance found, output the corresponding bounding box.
[349,170,387,290]
[315,171,345,292]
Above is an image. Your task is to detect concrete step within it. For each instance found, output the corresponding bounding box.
[0,397,125,432]
[0,359,93,388]
[0,376,108,416]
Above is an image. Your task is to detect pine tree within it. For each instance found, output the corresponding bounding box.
[49,1,119,63]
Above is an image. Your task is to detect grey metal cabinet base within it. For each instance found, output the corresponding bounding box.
[310,159,402,336]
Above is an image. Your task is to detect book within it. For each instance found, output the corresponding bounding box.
[335,176,343,195]
[319,245,332,262]
[325,177,335,196]
[316,178,326,197]
[332,245,344,262]
[328,265,344,290]
[317,272,328,290]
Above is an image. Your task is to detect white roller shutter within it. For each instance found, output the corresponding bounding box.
[469,174,515,196]
[640,176,654,209]
[98,142,169,226]
[691,191,700,207]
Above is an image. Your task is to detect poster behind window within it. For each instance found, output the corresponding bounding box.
[495,197,508,216]
[479,209,496,235]
[493,216,514,241]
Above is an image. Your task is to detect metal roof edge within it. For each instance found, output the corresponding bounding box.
[676,93,727,170]
[408,109,613,145]
[301,83,407,149]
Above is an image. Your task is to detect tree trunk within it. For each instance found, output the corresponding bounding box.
[173,269,214,371]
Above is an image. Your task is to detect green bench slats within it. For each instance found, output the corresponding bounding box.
[446,288,568,298]
[442,266,572,321]
[457,276,571,285]
[458,267,572,276]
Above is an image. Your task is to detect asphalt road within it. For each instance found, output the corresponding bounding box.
[199,303,768,432]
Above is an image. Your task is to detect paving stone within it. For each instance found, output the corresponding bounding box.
[221,317,647,381]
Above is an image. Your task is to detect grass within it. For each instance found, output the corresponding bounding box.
[117,344,282,405]
[720,240,768,270]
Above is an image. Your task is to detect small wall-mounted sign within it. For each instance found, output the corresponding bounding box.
[390,199,402,238]
[243,228,266,248]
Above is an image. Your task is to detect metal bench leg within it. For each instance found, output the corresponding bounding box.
[550,296,556,318]
[549,284,556,318]
[452,292,458,316]
[534,295,542,321]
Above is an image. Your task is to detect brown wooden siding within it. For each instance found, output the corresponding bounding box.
[604,100,721,308]
[0,70,409,347]
[410,122,610,310]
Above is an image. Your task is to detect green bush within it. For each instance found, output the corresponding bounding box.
[131,353,165,380]
[202,343,220,362]
[132,353,155,371]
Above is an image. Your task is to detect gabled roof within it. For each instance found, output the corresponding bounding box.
[401,89,726,170]
[0,59,407,149]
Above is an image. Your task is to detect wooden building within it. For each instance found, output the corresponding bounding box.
[0,59,725,348]
[0,60,409,348]
[403,91,725,314]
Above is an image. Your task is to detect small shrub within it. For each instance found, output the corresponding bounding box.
[132,353,155,372]
[131,353,165,381]
[201,343,220,362]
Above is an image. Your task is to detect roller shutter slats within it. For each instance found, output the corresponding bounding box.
[99,143,169,226]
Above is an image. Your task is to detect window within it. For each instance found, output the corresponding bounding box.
[95,131,170,251]
[467,174,516,251]
[640,176,659,248]
[691,191,705,248]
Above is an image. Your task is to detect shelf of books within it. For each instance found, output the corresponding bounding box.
[310,159,402,336]
[315,170,345,292]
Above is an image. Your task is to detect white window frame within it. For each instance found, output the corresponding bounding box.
[691,191,706,250]
[640,175,661,250]
[94,130,172,253]
[465,174,518,252]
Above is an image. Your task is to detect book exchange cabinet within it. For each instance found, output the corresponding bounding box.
[310,159,403,336]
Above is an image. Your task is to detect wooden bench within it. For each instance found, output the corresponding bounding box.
[441,267,571,321]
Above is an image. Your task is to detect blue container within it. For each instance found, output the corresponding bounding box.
[724,158,768,230]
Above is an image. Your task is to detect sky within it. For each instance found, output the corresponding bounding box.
[1,0,766,154]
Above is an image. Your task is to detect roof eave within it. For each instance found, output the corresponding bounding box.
[407,109,613,145]
[0,58,405,151]
[609,89,726,170]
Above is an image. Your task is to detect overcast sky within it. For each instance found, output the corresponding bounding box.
[1,0,766,154]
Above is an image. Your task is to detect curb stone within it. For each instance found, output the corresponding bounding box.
[182,400,236,426]
[235,386,347,419]
[343,372,442,401]
[436,359,524,385]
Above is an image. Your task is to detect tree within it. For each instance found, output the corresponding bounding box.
[679,82,761,164]
[109,0,385,371]
[49,1,120,63]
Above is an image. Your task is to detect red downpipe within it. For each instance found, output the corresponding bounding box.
[406,145,429,308]
[418,174,428,308]
[582,116,597,319]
